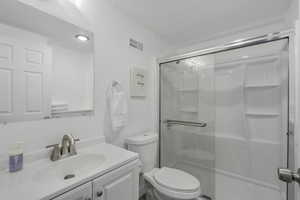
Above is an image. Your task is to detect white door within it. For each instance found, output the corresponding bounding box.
[0,32,51,122]
[0,37,18,121]
[93,165,139,200]
[52,182,92,200]
[19,40,52,121]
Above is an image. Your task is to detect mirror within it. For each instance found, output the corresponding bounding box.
[0,1,94,122]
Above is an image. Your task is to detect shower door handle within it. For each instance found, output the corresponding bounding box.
[278,168,300,184]
[164,119,207,128]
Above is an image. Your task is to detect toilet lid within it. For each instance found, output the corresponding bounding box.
[154,167,200,193]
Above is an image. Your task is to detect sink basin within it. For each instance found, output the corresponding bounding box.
[33,153,106,183]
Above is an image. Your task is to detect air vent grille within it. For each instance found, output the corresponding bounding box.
[129,38,143,51]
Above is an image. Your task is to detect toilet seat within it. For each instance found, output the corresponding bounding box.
[144,168,201,199]
[154,167,200,192]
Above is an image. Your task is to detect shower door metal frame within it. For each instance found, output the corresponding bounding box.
[157,29,296,200]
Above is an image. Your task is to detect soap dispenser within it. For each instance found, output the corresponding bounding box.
[8,142,24,173]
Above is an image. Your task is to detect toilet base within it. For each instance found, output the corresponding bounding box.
[145,181,202,200]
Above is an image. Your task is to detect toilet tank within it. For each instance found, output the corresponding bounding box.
[125,133,158,173]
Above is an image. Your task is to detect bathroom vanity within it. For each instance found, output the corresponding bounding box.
[53,160,139,200]
[0,143,140,200]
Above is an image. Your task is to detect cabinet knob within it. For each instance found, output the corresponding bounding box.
[97,191,103,197]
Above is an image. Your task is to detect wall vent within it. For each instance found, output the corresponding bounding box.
[129,38,143,51]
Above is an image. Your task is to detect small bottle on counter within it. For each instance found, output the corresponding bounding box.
[8,142,24,173]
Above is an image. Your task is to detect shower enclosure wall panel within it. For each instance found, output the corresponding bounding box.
[160,39,289,200]
[214,39,288,200]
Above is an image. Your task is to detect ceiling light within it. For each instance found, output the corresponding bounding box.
[75,34,89,42]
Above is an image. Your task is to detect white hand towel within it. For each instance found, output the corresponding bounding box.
[107,81,128,132]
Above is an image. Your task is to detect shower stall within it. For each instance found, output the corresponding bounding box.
[159,32,295,200]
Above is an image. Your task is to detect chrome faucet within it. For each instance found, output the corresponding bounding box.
[61,134,79,156]
[46,134,80,161]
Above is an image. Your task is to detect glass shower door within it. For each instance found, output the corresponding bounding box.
[160,54,216,199]
[160,39,289,200]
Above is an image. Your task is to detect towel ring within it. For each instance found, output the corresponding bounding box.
[112,80,120,87]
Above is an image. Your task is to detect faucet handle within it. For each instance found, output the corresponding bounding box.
[46,143,61,161]
[69,134,79,156]
[71,134,80,142]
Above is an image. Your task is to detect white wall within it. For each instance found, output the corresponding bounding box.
[80,0,171,145]
[0,0,170,161]
[52,44,93,111]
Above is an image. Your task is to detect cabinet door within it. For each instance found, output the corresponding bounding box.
[93,163,139,200]
[53,182,92,200]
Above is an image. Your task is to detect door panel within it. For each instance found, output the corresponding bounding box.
[0,42,12,65]
[103,173,133,200]
[20,42,51,120]
[25,48,44,65]
[93,172,135,200]
[25,71,43,113]
[0,68,13,114]
[93,162,139,200]
[0,38,19,121]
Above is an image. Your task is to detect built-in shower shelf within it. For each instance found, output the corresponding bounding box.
[250,139,281,145]
[244,84,280,88]
[177,88,199,92]
[245,112,280,117]
[179,107,198,113]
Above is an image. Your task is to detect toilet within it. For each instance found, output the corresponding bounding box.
[125,134,202,200]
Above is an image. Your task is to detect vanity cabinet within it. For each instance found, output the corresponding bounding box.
[51,161,139,200]
[52,182,92,200]
[92,162,139,200]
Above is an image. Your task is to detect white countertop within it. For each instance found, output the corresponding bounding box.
[0,143,139,200]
